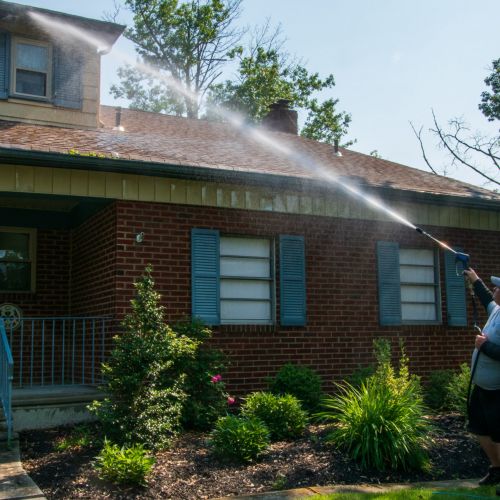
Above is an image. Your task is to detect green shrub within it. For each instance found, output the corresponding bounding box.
[209,415,270,463]
[424,369,454,411]
[91,268,232,446]
[268,363,323,413]
[445,363,471,417]
[90,266,198,450]
[175,320,229,430]
[241,391,307,441]
[95,440,155,486]
[317,339,431,471]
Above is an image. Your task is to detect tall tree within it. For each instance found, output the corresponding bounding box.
[110,0,243,118]
[411,58,499,187]
[206,39,352,145]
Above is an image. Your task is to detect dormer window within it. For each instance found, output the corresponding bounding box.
[11,38,51,99]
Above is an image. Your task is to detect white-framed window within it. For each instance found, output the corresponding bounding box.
[0,227,36,292]
[11,37,51,99]
[219,236,273,324]
[399,248,439,322]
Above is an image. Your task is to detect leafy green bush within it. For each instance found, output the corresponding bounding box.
[95,440,155,486]
[424,369,454,411]
[268,363,323,413]
[175,320,230,430]
[90,266,198,450]
[317,339,431,471]
[209,415,270,463]
[241,391,307,441]
[445,363,471,417]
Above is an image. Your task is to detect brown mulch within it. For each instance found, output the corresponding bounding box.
[20,414,488,499]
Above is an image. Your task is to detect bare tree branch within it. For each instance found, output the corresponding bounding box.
[410,121,439,175]
[430,110,500,186]
[102,0,122,23]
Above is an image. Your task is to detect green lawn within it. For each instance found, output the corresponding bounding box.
[311,485,497,499]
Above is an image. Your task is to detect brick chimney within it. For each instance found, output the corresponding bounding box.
[262,99,298,134]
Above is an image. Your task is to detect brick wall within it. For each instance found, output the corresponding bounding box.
[111,200,500,395]
[0,229,70,316]
[3,199,497,393]
[70,203,117,316]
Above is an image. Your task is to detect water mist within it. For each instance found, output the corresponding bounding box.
[30,10,458,247]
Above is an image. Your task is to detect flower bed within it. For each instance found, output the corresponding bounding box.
[20,414,487,499]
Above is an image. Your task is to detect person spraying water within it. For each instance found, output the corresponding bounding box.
[460,269,500,494]
[412,225,500,493]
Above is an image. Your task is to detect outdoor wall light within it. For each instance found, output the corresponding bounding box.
[135,232,145,243]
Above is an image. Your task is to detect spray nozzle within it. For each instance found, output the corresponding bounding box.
[455,252,470,272]
[415,226,470,275]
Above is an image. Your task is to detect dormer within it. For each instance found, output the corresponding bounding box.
[0,1,124,129]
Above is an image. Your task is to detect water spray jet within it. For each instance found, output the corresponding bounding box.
[28,8,474,278]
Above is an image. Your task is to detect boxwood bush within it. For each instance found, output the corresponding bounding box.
[268,363,323,413]
[241,391,307,441]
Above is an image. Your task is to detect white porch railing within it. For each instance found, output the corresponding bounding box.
[2,316,113,388]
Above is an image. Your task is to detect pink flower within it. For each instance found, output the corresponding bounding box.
[210,374,222,383]
[227,397,236,405]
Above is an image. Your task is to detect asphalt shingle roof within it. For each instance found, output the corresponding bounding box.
[0,104,498,203]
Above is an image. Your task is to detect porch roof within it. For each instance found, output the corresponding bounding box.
[0,105,498,208]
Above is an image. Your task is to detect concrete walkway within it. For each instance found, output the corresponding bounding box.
[216,479,485,499]
[0,439,45,500]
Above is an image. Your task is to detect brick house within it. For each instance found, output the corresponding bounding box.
[0,1,499,430]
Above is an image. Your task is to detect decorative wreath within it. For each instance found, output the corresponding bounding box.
[0,303,23,331]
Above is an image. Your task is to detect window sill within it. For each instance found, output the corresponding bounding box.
[217,324,277,334]
[401,321,443,326]
[8,96,52,107]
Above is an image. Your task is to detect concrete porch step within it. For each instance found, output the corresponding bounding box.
[12,385,104,407]
[11,385,105,431]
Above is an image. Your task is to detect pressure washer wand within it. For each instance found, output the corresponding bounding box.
[414,226,470,271]
[414,226,478,331]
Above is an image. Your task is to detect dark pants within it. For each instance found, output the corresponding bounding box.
[468,385,500,443]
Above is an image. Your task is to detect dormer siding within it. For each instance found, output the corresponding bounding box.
[0,28,101,129]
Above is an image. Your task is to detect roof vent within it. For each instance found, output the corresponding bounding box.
[262,99,298,135]
[334,138,342,157]
[113,106,125,132]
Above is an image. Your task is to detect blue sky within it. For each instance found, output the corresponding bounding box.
[9,0,500,187]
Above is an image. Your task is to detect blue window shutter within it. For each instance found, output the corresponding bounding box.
[377,241,402,325]
[444,248,467,326]
[0,32,10,99]
[280,235,306,326]
[191,228,220,325]
[53,44,82,109]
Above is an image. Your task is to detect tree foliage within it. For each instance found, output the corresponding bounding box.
[111,0,243,118]
[301,98,353,147]
[111,5,353,145]
[479,58,500,122]
[206,40,352,145]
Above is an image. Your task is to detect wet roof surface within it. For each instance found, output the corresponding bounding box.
[0,104,498,203]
